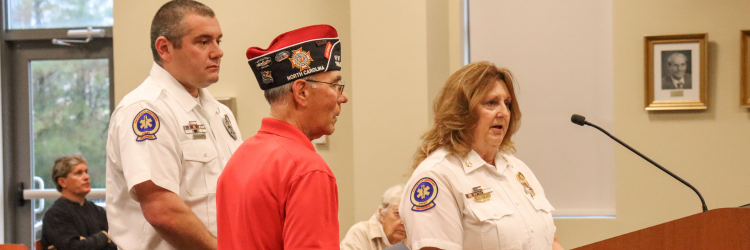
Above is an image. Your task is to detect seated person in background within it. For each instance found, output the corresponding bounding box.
[41,154,116,250]
[341,184,407,250]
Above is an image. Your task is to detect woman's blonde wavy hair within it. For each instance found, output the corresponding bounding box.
[412,61,521,170]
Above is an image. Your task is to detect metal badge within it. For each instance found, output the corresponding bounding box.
[465,186,493,203]
[516,172,535,198]
[223,114,237,141]
[275,51,290,62]
[289,47,313,71]
[183,121,207,140]
[256,57,271,69]
[262,71,274,84]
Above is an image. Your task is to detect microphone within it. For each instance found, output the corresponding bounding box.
[570,114,708,212]
[571,114,587,126]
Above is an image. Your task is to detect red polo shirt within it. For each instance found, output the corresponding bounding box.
[217,118,340,250]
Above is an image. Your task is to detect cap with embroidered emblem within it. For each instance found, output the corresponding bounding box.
[246,24,342,90]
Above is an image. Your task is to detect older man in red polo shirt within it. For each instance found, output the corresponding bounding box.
[217,24,348,250]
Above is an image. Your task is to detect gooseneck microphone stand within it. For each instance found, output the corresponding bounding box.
[571,114,708,212]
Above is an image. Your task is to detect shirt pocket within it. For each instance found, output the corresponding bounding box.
[181,140,219,195]
[469,201,514,250]
[528,196,556,245]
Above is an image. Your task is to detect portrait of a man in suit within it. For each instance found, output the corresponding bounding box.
[661,51,692,90]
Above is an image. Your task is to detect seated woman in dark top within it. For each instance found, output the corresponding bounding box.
[41,154,116,250]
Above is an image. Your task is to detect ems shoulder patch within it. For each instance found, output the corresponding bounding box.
[410,177,439,212]
[132,109,160,141]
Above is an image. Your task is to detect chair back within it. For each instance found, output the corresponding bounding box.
[33,241,42,250]
[0,244,28,250]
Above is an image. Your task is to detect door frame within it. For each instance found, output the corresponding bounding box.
[1,15,113,243]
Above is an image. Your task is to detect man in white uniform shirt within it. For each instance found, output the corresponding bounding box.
[105,1,241,250]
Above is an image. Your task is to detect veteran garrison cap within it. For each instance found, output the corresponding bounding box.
[246,24,342,90]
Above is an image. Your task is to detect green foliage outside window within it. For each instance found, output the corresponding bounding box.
[31,59,110,189]
[9,0,113,29]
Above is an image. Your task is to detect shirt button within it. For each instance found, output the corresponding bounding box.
[204,153,207,157]
[493,212,498,217]
[530,227,534,233]
[515,201,520,206]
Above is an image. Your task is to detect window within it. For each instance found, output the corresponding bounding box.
[8,0,113,29]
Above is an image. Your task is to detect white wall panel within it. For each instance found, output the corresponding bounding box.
[469,1,615,216]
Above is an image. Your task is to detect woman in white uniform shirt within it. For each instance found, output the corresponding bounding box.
[400,61,564,250]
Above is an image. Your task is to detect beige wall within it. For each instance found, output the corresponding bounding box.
[114,0,750,248]
[556,0,750,248]
[113,0,355,238]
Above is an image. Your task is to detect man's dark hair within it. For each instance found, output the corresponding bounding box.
[51,154,87,192]
[150,0,215,62]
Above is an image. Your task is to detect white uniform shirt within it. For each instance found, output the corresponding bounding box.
[106,63,242,250]
[400,148,556,250]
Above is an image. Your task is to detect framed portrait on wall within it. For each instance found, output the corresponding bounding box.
[644,34,708,111]
[741,30,750,107]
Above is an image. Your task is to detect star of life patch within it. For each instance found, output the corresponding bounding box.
[132,109,160,141]
[410,177,438,212]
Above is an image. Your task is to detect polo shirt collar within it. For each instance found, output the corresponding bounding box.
[368,212,391,247]
[258,118,315,151]
[462,149,510,174]
[149,62,200,113]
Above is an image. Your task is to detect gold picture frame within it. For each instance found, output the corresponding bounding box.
[644,33,708,111]
[741,30,750,107]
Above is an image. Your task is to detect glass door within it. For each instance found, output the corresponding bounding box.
[8,38,113,248]
[2,0,113,246]
[28,58,111,242]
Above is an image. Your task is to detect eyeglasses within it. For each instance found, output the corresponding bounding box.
[306,79,346,96]
[388,207,401,219]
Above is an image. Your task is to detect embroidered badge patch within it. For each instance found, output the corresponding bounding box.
[289,47,313,71]
[410,177,438,212]
[223,114,237,141]
[132,109,160,141]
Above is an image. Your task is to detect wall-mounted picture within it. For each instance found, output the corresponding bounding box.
[741,30,750,107]
[644,33,707,111]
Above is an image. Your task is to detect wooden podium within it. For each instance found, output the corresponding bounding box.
[573,208,750,250]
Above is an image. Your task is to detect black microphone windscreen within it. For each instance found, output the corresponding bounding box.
[571,114,586,126]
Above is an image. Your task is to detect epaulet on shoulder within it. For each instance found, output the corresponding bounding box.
[501,152,517,162]
[118,82,163,108]
[138,83,163,103]
[417,149,450,170]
